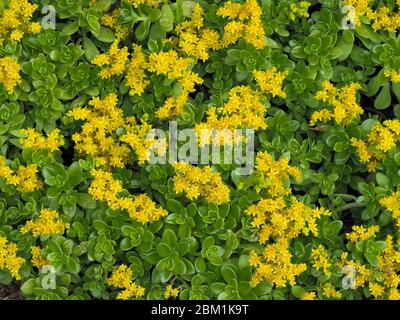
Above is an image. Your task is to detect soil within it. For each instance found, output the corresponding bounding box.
[0,284,21,300]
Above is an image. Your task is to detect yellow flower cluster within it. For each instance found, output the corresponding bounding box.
[89,169,168,224]
[253,68,288,98]
[164,284,179,299]
[384,69,400,83]
[195,86,267,146]
[253,151,301,196]
[100,9,129,41]
[250,239,307,287]
[0,236,25,280]
[172,162,230,205]
[337,253,373,288]
[247,150,332,289]
[369,282,385,298]
[350,137,383,172]
[380,191,400,228]
[92,41,129,79]
[20,128,65,152]
[247,196,331,244]
[69,94,131,168]
[322,283,342,299]
[366,6,400,33]
[344,0,400,33]
[175,4,220,61]
[120,120,166,165]
[30,246,49,269]
[217,0,266,49]
[311,245,332,276]
[351,119,400,171]
[301,292,317,300]
[126,45,150,96]
[311,81,363,126]
[148,50,203,119]
[107,264,145,300]
[0,0,41,44]
[0,57,22,94]
[344,0,370,26]
[70,94,161,168]
[346,225,380,243]
[289,1,311,21]
[0,156,43,192]
[337,234,400,299]
[21,209,69,237]
[125,0,158,8]
[368,120,400,152]
[374,235,400,299]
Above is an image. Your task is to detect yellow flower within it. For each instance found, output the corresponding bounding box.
[344,0,370,26]
[369,282,384,299]
[385,69,400,83]
[310,109,333,127]
[147,50,203,119]
[176,4,220,61]
[253,68,288,98]
[311,81,362,126]
[195,86,267,146]
[30,246,49,269]
[20,128,64,152]
[107,264,145,300]
[120,121,165,165]
[172,162,230,204]
[21,209,69,237]
[289,1,311,21]
[100,9,129,40]
[164,284,179,299]
[92,41,129,79]
[69,94,148,168]
[249,250,261,267]
[16,164,43,193]
[89,169,168,224]
[0,236,25,280]
[301,291,316,300]
[250,239,307,288]
[0,0,41,45]
[380,191,400,228]
[127,194,168,224]
[345,225,379,243]
[252,151,301,197]
[0,156,42,192]
[247,196,331,243]
[125,45,149,96]
[350,138,372,163]
[217,0,266,49]
[311,245,332,276]
[0,56,21,93]
[367,6,400,33]
[322,283,342,299]
[125,0,158,8]
[368,123,396,153]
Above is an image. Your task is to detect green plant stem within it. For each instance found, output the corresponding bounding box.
[336,202,367,212]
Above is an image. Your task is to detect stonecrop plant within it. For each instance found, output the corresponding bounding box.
[2,0,400,301]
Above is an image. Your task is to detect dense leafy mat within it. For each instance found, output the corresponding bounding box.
[1,0,400,300]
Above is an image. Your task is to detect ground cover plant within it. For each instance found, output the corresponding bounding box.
[1,0,400,300]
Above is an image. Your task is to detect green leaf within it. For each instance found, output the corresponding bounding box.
[83,36,100,62]
[374,84,391,109]
[162,229,177,247]
[291,286,305,299]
